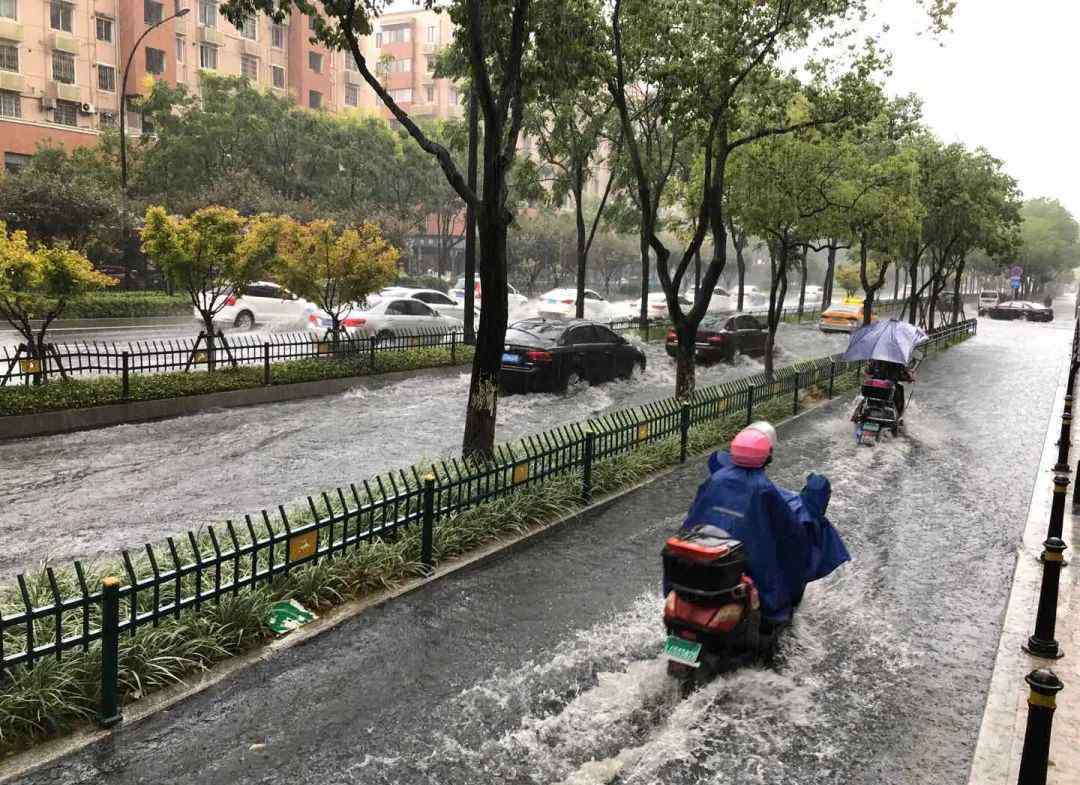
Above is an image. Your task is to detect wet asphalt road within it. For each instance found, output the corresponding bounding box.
[0,321,849,579]
[11,316,1069,785]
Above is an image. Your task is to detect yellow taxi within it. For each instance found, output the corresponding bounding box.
[818,299,877,333]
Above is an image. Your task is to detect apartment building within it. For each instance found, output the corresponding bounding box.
[0,1,463,171]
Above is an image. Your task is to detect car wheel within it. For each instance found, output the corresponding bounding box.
[233,311,255,331]
[564,369,586,391]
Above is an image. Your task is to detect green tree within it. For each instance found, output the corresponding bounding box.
[275,218,399,339]
[141,206,280,369]
[1018,199,1080,294]
[834,263,862,297]
[0,223,115,370]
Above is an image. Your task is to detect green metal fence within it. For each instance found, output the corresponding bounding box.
[0,318,977,719]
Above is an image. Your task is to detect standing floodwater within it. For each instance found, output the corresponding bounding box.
[17,317,1070,785]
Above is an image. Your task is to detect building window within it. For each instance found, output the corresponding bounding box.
[344,83,358,107]
[54,100,78,126]
[427,25,437,43]
[198,0,215,28]
[144,0,163,25]
[389,87,412,103]
[50,1,73,32]
[425,85,434,103]
[449,88,460,106]
[426,57,435,74]
[95,16,113,42]
[0,0,14,20]
[307,14,317,30]
[52,50,75,83]
[0,90,19,118]
[384,58,410,74]
[145,47,165,75]
[5,151,31,172]
[270,64,284,88]
[271,23,284,48]
[344,52,358,72]
[241,54,257,80]
[380,26,409,44]
[308,89,321,109]
[199,43,217,69]
[375,32,381,47]
[308,51,322,73]
[176,36,184,62]
[0,41,17,72]
[240,15,256,40]
[97,63,115,91]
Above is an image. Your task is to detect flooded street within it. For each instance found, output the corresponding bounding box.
[18,316,1069,785]
[0,321,846,578]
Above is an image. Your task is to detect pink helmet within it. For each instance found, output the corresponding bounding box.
[730,424,774,468]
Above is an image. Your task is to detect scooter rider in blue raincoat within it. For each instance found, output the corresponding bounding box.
[680,421,850,624]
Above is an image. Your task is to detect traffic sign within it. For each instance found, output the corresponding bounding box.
[1010,265,1023,278]
[1011,277,1021,290]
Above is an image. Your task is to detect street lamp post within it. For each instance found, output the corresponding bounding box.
[118,7,189,288]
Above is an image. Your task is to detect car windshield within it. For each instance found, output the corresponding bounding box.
[506,322,564,344]
[829,305,862,315]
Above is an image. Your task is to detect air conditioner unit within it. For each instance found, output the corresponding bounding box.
[41,96,56,109]
[80,102,97,114]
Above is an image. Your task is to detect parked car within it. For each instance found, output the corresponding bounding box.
[194,281,310,331]
[802,285,824,306]
[664,313,767,363]
[986,300,1054,322]
[978,290,1002,314]
[627,292,694,321]
[741,286,769,308]
[537,288,619,321]
[451,279,529,309]
[305,296,453,339]
[819,302,875,333]
[500,319,646,392]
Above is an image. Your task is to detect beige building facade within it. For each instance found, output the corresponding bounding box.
[0,1,463,170]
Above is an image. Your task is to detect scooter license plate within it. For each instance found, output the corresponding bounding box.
[665,635,702,668]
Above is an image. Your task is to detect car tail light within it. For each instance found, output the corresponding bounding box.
[708,335,727,344]
[308,313,318,323]
[706,603,744,631]
[343,317,367,327]
[666,330,676,342]
[225,295,237,306]
[561,299,574,305]
[524,350,552,363]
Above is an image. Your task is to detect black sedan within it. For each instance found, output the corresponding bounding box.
[500,319,646,393]
[665,313,767,363]
[985,300,1054,322]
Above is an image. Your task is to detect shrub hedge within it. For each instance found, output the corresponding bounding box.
[0,345,473,418]
[59,292,191,319]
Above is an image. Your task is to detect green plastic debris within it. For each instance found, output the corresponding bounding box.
[266,599,316,635]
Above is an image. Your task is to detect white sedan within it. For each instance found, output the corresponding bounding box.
[306,297,454,340]
[194,281,311,331]
[537,288,618,321]
[450,282,528,309]
[628,292,694,320]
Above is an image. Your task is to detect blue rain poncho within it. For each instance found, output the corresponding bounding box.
[680,451,851,621]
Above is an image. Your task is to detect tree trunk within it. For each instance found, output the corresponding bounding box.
[736,246,746,311]
[462,209,508,460]
[907,258,919,326]
[203,315,217,373]
[674,323,696,399]
[796,245,808,317]
[764,242,790,378]
[893,263,899,302]
[951,260,965,324]
[574,180,587,320]
[822,244,837,306]
[638,229,650,329]
[463,90,479,345]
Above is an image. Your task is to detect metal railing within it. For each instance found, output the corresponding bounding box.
[0,328,466,387]
[0,318,977,704]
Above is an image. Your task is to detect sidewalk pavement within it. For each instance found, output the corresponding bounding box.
[968,338,1080,785]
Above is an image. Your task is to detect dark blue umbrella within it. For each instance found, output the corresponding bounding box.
[842,319,928,365]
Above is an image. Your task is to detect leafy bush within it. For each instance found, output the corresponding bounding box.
[62,292,191,319]
[395,275,450,293]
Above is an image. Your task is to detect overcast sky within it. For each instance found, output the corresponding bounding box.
[871,1,1078,215]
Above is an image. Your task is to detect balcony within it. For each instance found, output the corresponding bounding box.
[0,72,24,92]
[0,17,22,41]
[197,25,224,46]
[50,32,79,54]
[242,38,259,56]
[48,81,82,102]
[422,41,438,55]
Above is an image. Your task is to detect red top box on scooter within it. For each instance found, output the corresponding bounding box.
[663,525,746,599]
